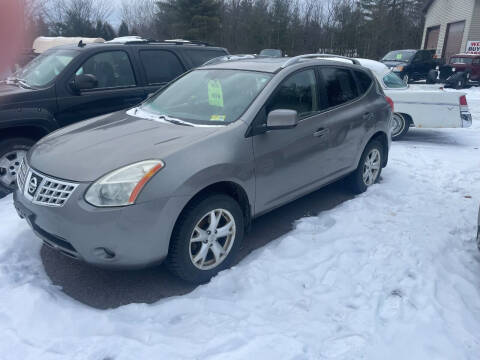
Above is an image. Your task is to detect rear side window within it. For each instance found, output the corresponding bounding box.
[319,67,358,108]
[383,72,407,88]
[354,70,373,94]
[139,50,185,85]
[184,49,228,67]
[266,69,318,119]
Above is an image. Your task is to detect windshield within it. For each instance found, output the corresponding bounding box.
[259,49,283,57]
[450,57,473,64]
[382,50,415,62]
[140,69,273,125]
[13,49,78,88]
[383,71,407,88]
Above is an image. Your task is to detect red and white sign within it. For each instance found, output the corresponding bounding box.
[466,41,480,54]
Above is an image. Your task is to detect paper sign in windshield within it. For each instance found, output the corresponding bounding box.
[208,80,224,107]
[396,54,403,60]
[210,115,226,121]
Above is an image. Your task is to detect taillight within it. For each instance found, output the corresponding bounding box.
[386,96,394,112]
[460,95,468,106]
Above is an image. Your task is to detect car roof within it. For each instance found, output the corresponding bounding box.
[200,57,363,73]
[45,42,227,53]
[451,53,480,58]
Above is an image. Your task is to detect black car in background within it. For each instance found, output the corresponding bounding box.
[0,38,228,196]
[381,49,438,84]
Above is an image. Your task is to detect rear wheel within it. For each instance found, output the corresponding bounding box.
[426,69,438,84]
[403,74,409,84]
[391,113,410,140]
[347,140,384,194]
[167,194,244,283]
[0,138,33,197]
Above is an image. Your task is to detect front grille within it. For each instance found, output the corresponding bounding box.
[34,179,77,207]
[16,159,28,192]
[20,162,78,207]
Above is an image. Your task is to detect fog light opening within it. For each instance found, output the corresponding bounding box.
[93,247,116,260]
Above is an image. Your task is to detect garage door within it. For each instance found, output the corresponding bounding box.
[425,26,440,50]
[442,21,465,62]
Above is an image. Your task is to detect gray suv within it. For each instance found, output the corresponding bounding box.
[14,55,392,283]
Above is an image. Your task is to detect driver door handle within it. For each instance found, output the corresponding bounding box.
[313,128,330,138]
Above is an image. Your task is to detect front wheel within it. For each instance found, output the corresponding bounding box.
[347,140,384,194]
[0,138,34,197]
[167,194,244,283]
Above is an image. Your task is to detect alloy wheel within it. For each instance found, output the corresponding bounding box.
[362,149,381,186]
[189,208,236,270]
[0,150,27,190]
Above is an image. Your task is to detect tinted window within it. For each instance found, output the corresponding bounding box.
[140,50,184,84]
[266,69,318,118]
[354,70,373,94]
[320,67,358,108]
[76,51,135,89]
[450,57,473,64]
[184,49,228,67]
[383,72,407,88]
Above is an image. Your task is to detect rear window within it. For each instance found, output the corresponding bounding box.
[319,67,358,108]
[354,70,373,94]
[450,57,473,64]
[139,50,185,85]
[184,49,228,67]
[383,72,407,88]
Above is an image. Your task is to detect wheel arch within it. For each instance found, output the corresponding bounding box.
[173,181,252,235]
[0,125,50,142]
[366,131,389,168]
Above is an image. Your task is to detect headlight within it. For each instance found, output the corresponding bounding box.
[393,65,404,72]
[85,160,164,207]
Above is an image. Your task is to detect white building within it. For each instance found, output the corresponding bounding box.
[422,0,480,61]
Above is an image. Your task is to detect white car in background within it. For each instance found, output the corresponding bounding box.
[357,58,472,140]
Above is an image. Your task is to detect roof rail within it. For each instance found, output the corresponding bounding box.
[203,54,257,66]
[281,53,360,68]
[163,39,210,46]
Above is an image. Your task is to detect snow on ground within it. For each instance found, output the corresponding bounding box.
[1,89,480,360]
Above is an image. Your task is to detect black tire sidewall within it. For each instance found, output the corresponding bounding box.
[167,194,245,284]
[0,137,34,196]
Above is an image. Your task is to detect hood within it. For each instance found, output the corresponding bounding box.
[0,83,38,106]
[28,111,221,182]
[381,60,408,68]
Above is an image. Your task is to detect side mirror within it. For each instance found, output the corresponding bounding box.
[70,74,98,92]
[266,109,299,130]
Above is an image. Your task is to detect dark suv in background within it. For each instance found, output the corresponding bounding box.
[0,38,228,196]
[381,49,437,83]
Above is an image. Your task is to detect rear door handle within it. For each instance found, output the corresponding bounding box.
[313,128,329,138]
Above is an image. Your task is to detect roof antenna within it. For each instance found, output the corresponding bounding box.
[78,40,86,48]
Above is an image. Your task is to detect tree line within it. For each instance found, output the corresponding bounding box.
[25,0,426,60]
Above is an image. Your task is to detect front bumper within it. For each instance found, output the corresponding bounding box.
[13,183,189,269]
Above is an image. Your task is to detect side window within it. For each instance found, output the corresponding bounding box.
[75,51,135,89]
[139,50,185,85]
[266,69,318,119]
[184,49,228,67]
[354,70,373,95]
[319,67,358,108]
[473,59,480,65]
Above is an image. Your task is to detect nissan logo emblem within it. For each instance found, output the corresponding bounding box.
[28,176,38,194]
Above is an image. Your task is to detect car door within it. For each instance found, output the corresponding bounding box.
[55,50,145,126]
[252,67,357,214]
[137,49,186,97]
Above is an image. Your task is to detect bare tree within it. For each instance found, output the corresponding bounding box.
[121,0,157,38]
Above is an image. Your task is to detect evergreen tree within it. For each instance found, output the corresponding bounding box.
[118,21,130,37]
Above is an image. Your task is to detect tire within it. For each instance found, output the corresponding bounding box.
[0,138,34,197]
[402,74,409,84]
[347,140,384,195]
[391,113,410,141]
[166,194,245,284]
[426,69,438,84]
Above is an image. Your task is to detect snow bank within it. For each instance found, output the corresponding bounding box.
[1,89,480,359]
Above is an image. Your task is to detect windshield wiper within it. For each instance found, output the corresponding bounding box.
[6,77,33,89]
[158,115,194,127]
